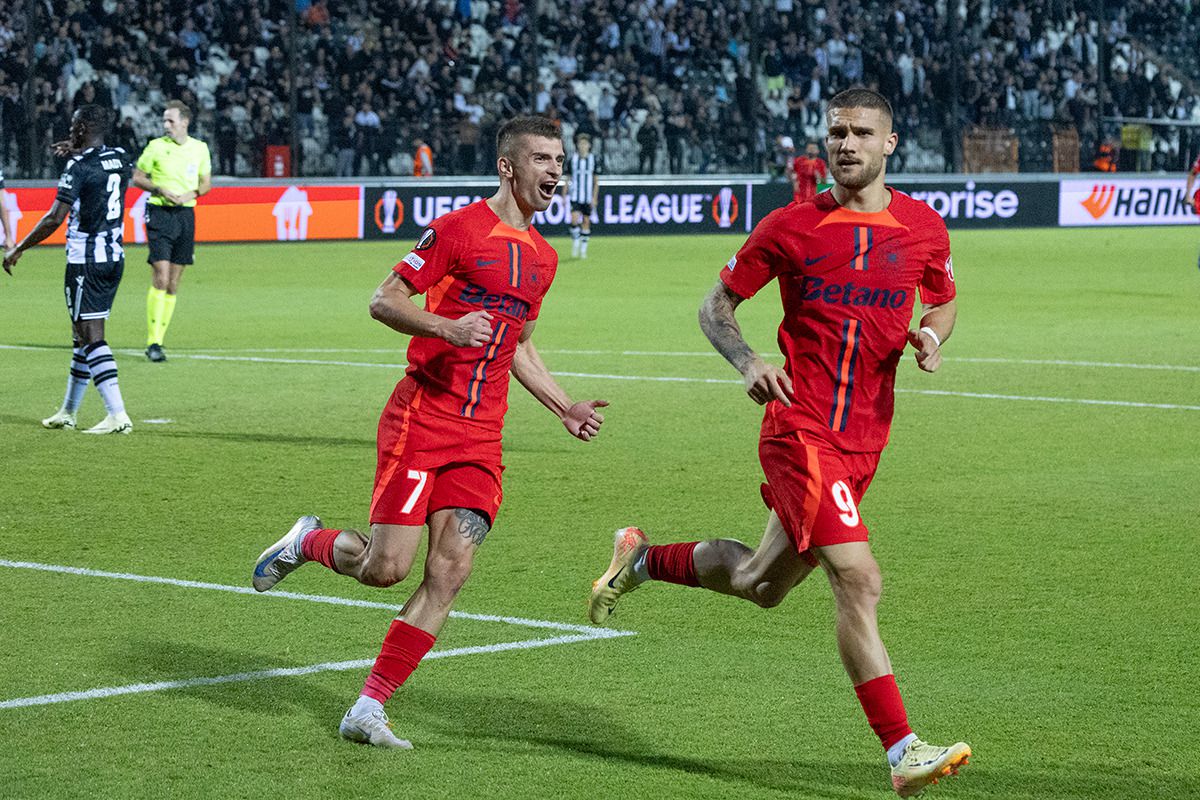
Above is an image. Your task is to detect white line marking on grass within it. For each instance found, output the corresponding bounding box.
[893,388,1200,411]
[0,633,620,710]
[950,356,1200,372]
[5,344,1194,410]
[0,560,627,638]
[139,418,174,424]
[0,560,633,710]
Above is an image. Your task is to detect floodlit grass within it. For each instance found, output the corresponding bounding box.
[1,227,1197,799]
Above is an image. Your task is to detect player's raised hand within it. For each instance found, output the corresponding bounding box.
[562,400,608,442]
[907,328,942,373]
[442,310,494,347]
[742,356,794,407]
[50,139,74,157]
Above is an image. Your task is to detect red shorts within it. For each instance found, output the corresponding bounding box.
[370,382,504,526]
[758,431,880,560]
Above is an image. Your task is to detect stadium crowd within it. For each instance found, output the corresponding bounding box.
[0,0,1196,178]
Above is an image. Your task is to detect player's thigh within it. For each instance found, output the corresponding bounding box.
[759,432,876,553]
[740,510,817,587]
[365,522,425,575]
[425,507,488,564]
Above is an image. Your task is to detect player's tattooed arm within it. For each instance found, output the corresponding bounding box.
[699,281,755,372]
[454,508,491,546]
[700,281,794,407]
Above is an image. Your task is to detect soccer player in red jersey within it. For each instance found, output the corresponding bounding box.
[788,140,829,204]
[252,116,608,748]
[1186,153,1200,215]
[589,89,969,797]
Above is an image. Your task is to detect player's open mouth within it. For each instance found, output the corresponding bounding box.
[538,181,557,197]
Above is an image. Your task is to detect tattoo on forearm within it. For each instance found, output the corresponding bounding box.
[700,285,755,373]
[454,508,491,546]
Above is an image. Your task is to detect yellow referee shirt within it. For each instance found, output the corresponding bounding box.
[136,136,212,207]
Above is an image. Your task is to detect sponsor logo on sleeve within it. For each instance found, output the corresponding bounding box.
[726,254,737,272]
[415,227,437,250]
[945,255,955,282]
[402,252,425,271]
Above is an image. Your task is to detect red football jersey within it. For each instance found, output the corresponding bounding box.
[1191,154,1200,175]
[792,156,828,203]
[720,189,956,453]
[392,200,558,430]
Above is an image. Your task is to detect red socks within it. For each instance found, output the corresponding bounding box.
[645,541,700,587]
[361,619,437,704]
[854,674,913,750]
[300,528,342,570]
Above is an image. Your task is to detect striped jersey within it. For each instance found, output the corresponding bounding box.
[56,146,132,265]
[391,200,558,431]
[567,152,598,204]
[720,189,956,453]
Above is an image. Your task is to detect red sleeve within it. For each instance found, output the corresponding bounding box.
[918,222,956,305]
[720,209,789,299]
[393,219,459,293]
[1191,155,1200,175]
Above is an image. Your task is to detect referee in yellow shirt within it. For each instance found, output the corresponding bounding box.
[132,100,211,362]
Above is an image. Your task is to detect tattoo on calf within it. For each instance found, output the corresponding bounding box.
[454,508,491,545]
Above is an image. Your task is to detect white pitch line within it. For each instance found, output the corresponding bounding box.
[893,388,1200,411]
[3,345,1195,410]
[4,343,1199,373]
[0,633,622,711]
[0,559,627,638]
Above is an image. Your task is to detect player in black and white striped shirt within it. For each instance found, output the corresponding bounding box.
[3,105,134,434]
[563,133,600,258]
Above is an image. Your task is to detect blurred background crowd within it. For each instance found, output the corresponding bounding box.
[0,0,1197,178]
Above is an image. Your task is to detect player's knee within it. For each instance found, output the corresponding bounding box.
[829,562,882,609]
[359,557,411,588]
[750,580,791,608]
[423,552,474,600]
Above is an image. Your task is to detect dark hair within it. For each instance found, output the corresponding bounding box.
[827,88,894,126]
[74,104,113,137]
[497,115,561,159]
[165,99,192,121]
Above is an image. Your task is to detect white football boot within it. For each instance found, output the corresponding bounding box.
[80,412,132,435]
[41,409,78,430]
[339,706,413,749]
[252,514,323,592]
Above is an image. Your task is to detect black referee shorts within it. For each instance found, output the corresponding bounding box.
[146,205,196,265]
[570,201,594,217]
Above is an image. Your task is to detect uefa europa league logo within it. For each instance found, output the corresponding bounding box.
[375,189,404,233]
[713,187,738,229]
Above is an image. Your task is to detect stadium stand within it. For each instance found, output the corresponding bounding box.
[0,0,1196,178]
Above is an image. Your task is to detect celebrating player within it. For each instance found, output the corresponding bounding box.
[588,89,969,797]
[563,132,600,258]
[252,116,608,748]
[132,100,211,363]
[787,140,829,205]
[3,105,134,434]
[1185,153,1200,269]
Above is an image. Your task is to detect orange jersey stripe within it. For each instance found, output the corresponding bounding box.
[369,386,423,518]
[831,319,859,430]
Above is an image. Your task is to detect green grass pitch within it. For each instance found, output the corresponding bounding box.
[1,226,1197,799]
